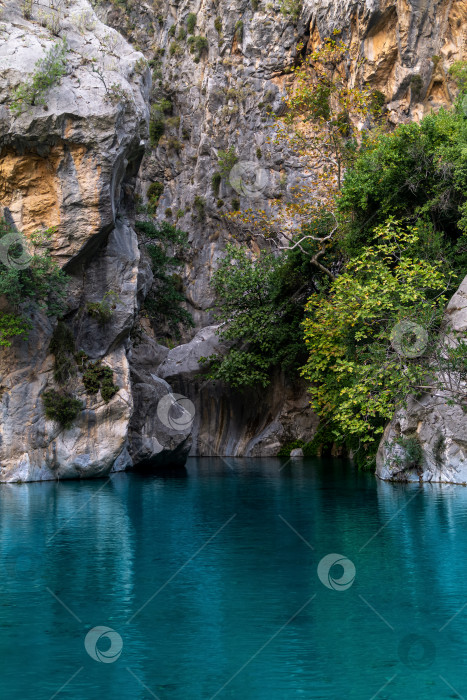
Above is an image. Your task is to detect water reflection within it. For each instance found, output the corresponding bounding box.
[0,459,466,699]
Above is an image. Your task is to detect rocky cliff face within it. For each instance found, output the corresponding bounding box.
[101,0,465,325]
[0,0,191,481]
[376,275,467,484]
[0,0,465,480]
[99,0,465,460]
[157,325,319,456]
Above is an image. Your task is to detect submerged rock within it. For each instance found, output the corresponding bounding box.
[290,448,304,458]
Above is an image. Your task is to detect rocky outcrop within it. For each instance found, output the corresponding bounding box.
[101,0,466,329]
[101,0,465,461]
[157,326,318,456]
[1,0,465,479]
[0,0,189,481]
[376,276,467,484]
[128,334,191,467]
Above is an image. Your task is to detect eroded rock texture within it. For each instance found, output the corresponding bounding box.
[0,0,465,479]
[98,0,465,460]
[0,0,191,481]
[157,326,319,456]
[100,0,466,325]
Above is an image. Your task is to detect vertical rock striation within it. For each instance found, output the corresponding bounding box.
[0,0,465,478]
[0,0,191,481]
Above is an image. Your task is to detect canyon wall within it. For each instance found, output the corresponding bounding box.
[102,0,465,326]
[0,0,465,479]
[0,0,191,481]
[106,0,464,460]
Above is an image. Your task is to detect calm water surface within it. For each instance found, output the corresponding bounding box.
[1,457,467,699]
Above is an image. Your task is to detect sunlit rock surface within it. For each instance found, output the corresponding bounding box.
[0,0,188,481]
[1,0,465,478]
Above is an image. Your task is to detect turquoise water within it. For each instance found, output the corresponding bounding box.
[1,457,467,699]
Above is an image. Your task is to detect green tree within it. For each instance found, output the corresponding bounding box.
[301,219,455,467]
[338,106,467,268]
[10,39,68,115]
[201,243,315,387]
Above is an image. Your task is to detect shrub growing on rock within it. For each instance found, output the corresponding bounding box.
[135,220,193,339]
[42,390,82,429]
[279,0,301,23]
[0,221,68,347]
[86,291,119,326]
[211,172,221,197]
[217,146,238,178]
[10,39,68,116]
[149,115,165,146]
[186,12,197,33]
[234,20,243,42]
[82,361,119,402]
[147,181,164,208]
[187,35,208,62]
[49,321,76,384]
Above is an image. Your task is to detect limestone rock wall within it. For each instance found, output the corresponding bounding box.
[97,0,465,458]
[1,0,466,478]
[156,326,319,456]
[101,0,466,328]
[0,0,191,481]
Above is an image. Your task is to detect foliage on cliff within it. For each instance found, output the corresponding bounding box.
[135,220,193,339]
[339,105,467,264]
[210,65,467,467]
[301,220,453,464]
[310,102,467,466]
[200,243,316,386]
[234,34,380,279]
[42,390,82,429]
[0,221,68,347]
[10,39,68,116]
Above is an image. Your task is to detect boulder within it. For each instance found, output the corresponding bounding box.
[128,334,192,468]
